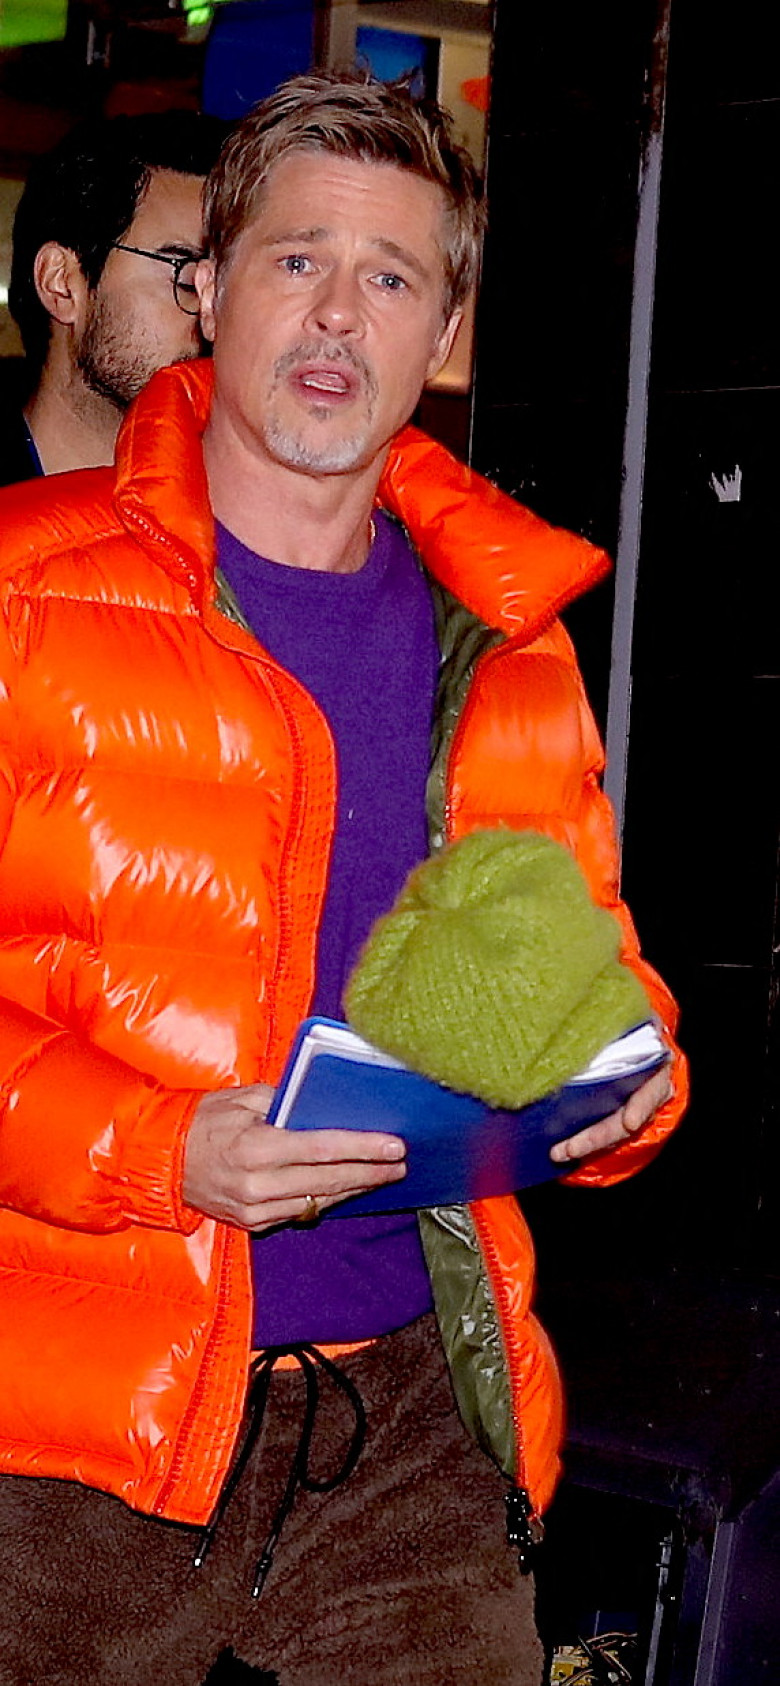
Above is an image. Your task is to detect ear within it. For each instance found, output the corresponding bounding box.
[425,309,463,384]
[195,256,218,343]
[32,242,88,327]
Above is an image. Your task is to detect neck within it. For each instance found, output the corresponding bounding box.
[24,358,123,475]
[202,404,385,575]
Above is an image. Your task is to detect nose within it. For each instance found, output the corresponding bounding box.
[303,268,365,338]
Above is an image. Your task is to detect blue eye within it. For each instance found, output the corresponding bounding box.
[376,273,406,291]
[282,255,312,275]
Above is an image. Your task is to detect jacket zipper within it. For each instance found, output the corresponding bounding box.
[150,598,333,1520]
[119,502,202,599]
[264,673,331,1069]
[106,529,321,1520]
[442,638,544,1557]
[470,1202,544,1565]
[199,594,334,1072]
[469,1204,531,1498]
[112,508,247,1521]
[152,1225,241,1520]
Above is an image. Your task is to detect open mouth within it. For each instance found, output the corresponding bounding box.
[291,363,361,403]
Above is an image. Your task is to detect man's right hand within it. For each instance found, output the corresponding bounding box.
[182,1085,407,1231]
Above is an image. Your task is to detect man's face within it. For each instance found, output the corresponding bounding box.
[75,167,206,409]
[198,151,461,477]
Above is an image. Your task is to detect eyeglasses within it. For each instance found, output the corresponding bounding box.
[109,243,204,315]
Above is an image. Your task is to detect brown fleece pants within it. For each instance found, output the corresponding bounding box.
[0,1316,543,1686]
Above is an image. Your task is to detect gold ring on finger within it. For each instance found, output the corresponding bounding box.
[299,1192,321,1224]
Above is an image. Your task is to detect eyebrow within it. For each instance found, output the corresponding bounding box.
[262,227,432,282]
[155,242,205,259]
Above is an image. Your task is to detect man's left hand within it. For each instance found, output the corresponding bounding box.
[549,1065,673,1165]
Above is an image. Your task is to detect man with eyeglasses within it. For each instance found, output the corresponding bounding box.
[0,110,226,485]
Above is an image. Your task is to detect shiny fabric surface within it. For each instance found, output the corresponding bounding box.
[0,361,687,1524]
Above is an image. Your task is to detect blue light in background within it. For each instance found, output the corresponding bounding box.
[355,27,439,99]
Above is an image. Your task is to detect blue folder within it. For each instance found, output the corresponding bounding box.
[267,1017,668,1217]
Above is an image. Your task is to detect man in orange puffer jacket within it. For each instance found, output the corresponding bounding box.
[0,72,687,1686]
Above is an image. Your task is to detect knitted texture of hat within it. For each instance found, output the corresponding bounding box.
[344,829,651,1109]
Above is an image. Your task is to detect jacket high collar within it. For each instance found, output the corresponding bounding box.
[112,359,610,645]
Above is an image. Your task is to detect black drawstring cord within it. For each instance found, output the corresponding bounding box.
[193,1343,367,1599]
[193,1356,276,1573]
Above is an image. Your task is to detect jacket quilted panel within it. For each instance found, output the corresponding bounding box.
[0,361,687,1522]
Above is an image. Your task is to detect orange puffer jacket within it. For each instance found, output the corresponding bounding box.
[0,361,686,1527]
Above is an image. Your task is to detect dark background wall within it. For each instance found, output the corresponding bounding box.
[622,0,780,1279]
[472,0,780,1285]
[471,0,660,724]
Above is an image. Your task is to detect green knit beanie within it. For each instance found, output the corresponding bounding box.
[345,829,651,1109]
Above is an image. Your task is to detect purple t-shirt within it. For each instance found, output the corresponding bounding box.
[216,513,438,1345]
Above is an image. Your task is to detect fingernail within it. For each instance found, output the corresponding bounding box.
[382,1141,406,1160]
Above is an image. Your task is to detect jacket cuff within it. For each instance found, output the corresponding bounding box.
[561,1043,689,1188]
[106,1085,205,1233]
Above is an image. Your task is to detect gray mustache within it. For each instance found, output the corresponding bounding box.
[273,341,378,399]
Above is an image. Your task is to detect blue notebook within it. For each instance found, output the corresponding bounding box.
[268,1017,668,1217]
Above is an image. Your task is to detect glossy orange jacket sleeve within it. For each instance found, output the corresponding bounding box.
[561,643,689,1186]
[0,629,202,1236]
[0,994,204,1233]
